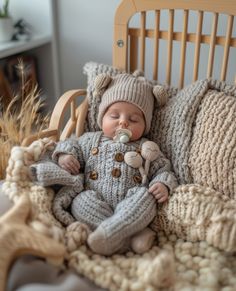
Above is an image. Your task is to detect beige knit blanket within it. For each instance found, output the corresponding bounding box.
[2,139,236,290]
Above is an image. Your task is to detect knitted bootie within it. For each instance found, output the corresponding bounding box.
[130,227,156,254]
[30,161,84,193]
[87,225,132,255]
[52,186,80,226]
[87,187,157,255]
[87,225,114,255]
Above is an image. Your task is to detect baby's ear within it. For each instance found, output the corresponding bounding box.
[153,85,168,107]
[93,74,112,97]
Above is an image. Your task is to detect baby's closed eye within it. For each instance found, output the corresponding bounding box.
[129,118,138,123]
[110,113,119,119]
[129,115,142,122]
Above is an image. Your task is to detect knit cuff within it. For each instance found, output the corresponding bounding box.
[149,172,178,194]
[52,144,78,162]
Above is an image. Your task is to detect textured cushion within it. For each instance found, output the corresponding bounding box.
[189,86,236,199]
[150,79,211,183]
[150,79,236,199]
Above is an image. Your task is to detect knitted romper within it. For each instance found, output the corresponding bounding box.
[52,131,178,252]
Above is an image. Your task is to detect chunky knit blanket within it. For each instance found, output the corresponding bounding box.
[2,63,236,290]
[2,140,236,290]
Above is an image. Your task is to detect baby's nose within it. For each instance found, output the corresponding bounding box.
[119,119,129,128]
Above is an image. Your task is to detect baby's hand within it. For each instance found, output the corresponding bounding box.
[58,154,80,175]
[149,182,169,203]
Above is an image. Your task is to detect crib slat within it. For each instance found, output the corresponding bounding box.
[207,13,218,78]
[49,90,85,131]
[61,120,76,140]
[140,11,146,71]
[166,9,174,85]
[130,35,138,72]
[75,98,89,137]
[113,24,129,71]
[128,28,236,47]
[153,10,160,80]
[179,10,189,89]
[221,15,234,81]
[71,100,76,121]
[193,11,203,82]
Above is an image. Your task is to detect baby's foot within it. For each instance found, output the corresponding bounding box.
[87,225,109,255]
[130,227,156,254]
[87,225,127,255]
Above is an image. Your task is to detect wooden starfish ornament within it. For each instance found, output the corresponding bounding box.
[0,194,66,291]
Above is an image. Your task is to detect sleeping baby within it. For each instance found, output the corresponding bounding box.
[30,71,178,255]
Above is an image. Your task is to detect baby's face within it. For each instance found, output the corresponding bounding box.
[102,102,145,141]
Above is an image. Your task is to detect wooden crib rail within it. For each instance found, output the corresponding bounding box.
[22,89,88,146]
[113,0,236,88]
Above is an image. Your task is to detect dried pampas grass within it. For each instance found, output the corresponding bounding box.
[0,60,49,179]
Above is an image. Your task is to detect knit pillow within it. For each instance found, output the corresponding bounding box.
[150,79,236,199]
[189,85,236,199]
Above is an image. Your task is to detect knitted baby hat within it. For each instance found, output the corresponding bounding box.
[95,70,168,135]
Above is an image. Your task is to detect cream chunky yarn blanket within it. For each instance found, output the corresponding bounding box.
[2,63,236,290]
[2,139,236,290]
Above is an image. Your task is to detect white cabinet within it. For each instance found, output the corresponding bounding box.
[0,0,60,110]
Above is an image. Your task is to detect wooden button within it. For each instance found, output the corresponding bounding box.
[91,147,99,155]
[89,171,98,180]
[111,168,121,178]
[115,152,124,162]
[133,175,142,184]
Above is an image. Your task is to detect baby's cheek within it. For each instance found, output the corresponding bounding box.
[130,127,145,141]
[102,123,114,138]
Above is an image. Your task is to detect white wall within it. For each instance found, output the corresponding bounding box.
[10,0,52,34]
[57,0,120,92]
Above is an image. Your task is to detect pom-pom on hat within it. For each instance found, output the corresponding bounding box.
[95,70,168,135]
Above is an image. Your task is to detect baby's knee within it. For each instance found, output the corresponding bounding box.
[71,192,87,212]
[126,186,149,198]
[71,190,95,220]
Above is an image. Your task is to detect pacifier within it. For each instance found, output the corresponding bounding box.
[113,128,132,143]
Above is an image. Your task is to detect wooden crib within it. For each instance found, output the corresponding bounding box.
[23,0,236,146]
[2,1,236,290]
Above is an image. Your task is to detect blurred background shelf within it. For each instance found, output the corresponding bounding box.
[0,0,60,111]
[0,34,52,59]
